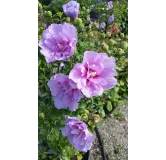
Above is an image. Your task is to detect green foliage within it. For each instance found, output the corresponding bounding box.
[112,109,124,119]
[38,0,128,159]
[113,0,128,34]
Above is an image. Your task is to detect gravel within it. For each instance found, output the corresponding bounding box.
[90,102,128,160]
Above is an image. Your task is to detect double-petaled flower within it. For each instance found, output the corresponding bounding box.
[63,1,80,19]
[62,116,95,152]
[48,74,83,111]
[69,51,117,98]
[39,23,77,63]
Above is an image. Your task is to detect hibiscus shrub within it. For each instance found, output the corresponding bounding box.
[38,0,128,160]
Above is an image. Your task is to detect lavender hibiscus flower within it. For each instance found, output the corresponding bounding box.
[69,51,117,98]
[108,14,114,24]
[100,22,106,28]
[48,74,83,111]
[39,23,77,63]
[108,1,113,9]
[62,116,95,152]
[63,1,80,19]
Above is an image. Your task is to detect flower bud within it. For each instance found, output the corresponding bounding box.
[88,32,93,38]
[79,24,85,30]
[88,26,91,30]
[88,120,93,126]
[77,18,83,24]
[118,48,124,55]
[102,42,109,52]
[81,114,89,122]
[106,32,111,38]
[80,11,84,15]
[120,33,125,39]
[94,22,99,28]
[108,39,116,46]
[39,112,45,119]
[113,48,118,53]
[84,109,89,115]
[42,5,47,9]
[74,18,82,25]
[86,9,90,14]
[86,16,90,21]
[121,42,128,50]
[44,11,52,17]
[82,7,86,11]
[93,114,100,123]
[48,11,52,17]
[66,17,70,23]
[100,33,105,39]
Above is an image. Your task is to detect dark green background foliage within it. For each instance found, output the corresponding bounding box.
[38,0,128,159]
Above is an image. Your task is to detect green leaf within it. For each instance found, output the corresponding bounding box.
[38,60,42,67]
[120,81,124,86]
[99,110,105,118]
[79,103,86,109]
[77,154,83,160]
[49,143,58,153]
[54,129,60,137]
[113,100,119,107]
[106,101,113,111]
[41,154,46,159]
[56,12,63,17]
[115,87,119,92]
[116,82,120,86]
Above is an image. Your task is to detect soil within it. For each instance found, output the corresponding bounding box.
[90,102,128,160]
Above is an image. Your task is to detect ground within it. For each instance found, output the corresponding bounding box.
[90,102,128,160]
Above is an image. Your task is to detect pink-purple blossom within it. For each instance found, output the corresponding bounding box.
[100,22,106,28]
[48,74,83,111]
[39,23,77,63]
[69,51,117,98]
[63,1,80,19]
[108,14,114,24]
[62,116,95,152]
[108,1,113,9]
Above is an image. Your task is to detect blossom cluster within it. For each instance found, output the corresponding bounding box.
[39,0,117,152]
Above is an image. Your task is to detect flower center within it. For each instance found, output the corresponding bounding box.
[63,87,68,93]
[57,43,64,51]
[90,71,96,77]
